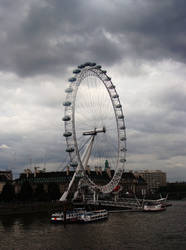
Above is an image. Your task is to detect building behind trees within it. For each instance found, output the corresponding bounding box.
[134,170,166,193]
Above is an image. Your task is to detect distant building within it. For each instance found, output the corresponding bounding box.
[14,168,147,197]
[134,170,166,192]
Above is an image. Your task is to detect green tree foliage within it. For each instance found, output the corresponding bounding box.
[19,181,33,201]
[48,182,61,201]
[1,182,15,202]
[34,184,47,201]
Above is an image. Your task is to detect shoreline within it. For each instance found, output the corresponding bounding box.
[0,201,64,216]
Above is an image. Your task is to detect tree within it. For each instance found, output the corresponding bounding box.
[34,184,47,201]
[1,182,15,202]
[19,181,33,201]
[48,183,61,201]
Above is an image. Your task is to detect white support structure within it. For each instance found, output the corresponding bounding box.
[60,133,96,201]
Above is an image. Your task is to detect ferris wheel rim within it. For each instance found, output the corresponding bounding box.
[63,62,127,193]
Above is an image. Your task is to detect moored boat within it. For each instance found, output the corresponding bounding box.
[51,208,85,223]
[143,202,166,212]
[78,209,109,223]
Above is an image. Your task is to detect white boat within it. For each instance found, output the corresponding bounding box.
[51,208,85,223]
[51,211,78,223]
[143,202,166,212]
[79,209,108,223]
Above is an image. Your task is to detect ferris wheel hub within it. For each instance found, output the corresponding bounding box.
[82,126,106,136]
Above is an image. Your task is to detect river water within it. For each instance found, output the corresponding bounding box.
[0,200,186,250]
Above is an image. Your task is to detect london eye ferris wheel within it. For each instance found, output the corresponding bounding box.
[61,62,126,201]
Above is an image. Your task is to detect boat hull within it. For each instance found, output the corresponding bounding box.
[78,210,109,223]
[143,204,166,212]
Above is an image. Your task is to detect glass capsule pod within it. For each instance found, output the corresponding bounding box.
[62,115,71,121]
[63,132,72,137]
[68,77,76,82]
[70,162,78,167]
[63,101,72,106]
[66,147,75,153]
[118,114,124,119]
[65,87,73,93]
[73,69,81,74]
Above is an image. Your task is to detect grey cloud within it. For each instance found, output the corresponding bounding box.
[1,0,186,180]
[0,0,186,76]
[154,87,186,113]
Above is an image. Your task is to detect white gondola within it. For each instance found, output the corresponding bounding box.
[62,115,71,121]
[118,114,124,119]
[63,101,72,106]
[66,147,75,153]
[108,85,115,89]
[90,62,96,66]
[73,69,81,74]
[112,94,119,98]
[70,161,78,167]
[120,136,126,141]
[65,87,73,93]
[78,64,85,69]
[120,148,127,152]
[116,104,122,108]
[84,62,92,67]
[68,77,76,82]
[63,132,72,137]
[105,77,111,81]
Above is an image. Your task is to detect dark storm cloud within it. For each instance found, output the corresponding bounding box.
[0,0,186,76]
[1,0,186,180]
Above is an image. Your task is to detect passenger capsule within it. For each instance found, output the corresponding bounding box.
[78,64,85,69]
[62,116,71,121]
[63,132,72,137]
[108,85,115,89]
[66,147,75,153]
[120,125,125,130]
[63,101,72,106]
[95,65,102,69]
[90,62,96,66]
[70,161,78,167]
[116,104,122,108]
[120,159,126,163]
[73,69,81,74]
[102,70,107,74]
[118,115,124,119]
[65,87,73,93]
[112,94,119,99]
[120,136,126,141]
[84,62,92,67]
[120,148,127,152]
[68,77,76,82]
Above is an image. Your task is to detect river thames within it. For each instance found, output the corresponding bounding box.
[0,200,186,250]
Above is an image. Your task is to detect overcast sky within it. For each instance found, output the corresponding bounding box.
[0,0,186,181]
